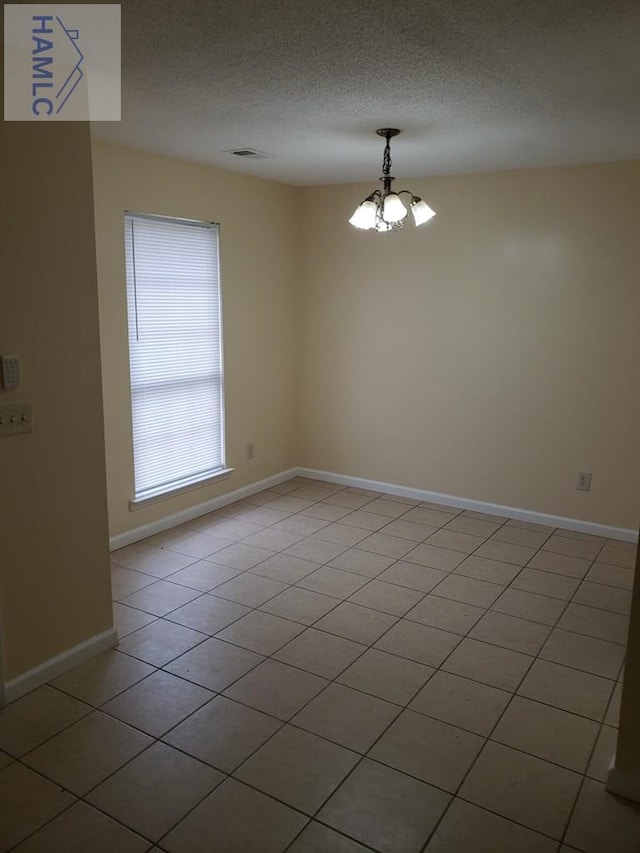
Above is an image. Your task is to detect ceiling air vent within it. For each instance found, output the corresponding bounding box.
[225,148,271,159]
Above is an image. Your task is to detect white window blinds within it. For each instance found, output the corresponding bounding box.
[124,213,226,503]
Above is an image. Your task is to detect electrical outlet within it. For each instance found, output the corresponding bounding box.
[577,472,592,492]
[0,401,32,436]
[246,442,255,460]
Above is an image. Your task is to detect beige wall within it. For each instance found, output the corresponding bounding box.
[1,122,112,682]
[91,142,300,538]
[299,162,640,530]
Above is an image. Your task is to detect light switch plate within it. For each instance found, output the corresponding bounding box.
[0,401,32,436]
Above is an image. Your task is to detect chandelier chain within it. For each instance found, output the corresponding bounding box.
[382,137,392,178]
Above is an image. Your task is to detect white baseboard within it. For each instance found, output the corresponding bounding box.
[109,468,299,551]
[607,766,640,804]
[2,627,118,705]
[297,467,638,543]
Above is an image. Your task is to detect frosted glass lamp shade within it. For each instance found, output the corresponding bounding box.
[349,200,378,229]
[411,198,436,226]
[382,193,407,223]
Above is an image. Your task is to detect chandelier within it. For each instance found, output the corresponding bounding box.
[349,129,436,232]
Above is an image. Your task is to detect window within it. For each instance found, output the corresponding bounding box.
[124,212,227,505]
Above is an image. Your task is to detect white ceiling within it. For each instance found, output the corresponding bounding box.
[92,0,640,186]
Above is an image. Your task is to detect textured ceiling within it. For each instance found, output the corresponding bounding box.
[92,0,640,185]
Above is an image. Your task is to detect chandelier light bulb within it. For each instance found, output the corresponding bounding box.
[410,197,436,226]
[349,200,378,229]
[383,193,408,223]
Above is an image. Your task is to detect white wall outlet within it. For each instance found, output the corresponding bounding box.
[246,442,255,460]
[577,472,592,491]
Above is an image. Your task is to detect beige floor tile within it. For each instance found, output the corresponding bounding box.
[573,581,632,615]
[409,670,510,736]
[490,525,551,549]
[505,519,555,534]
[517,660,615,720]
[117,618,206,666]
[263,495,316,514]
[162,778,307,853]
[598,542,637,569]
[120,580,202,617]
[587,725,618,782]
[202,519,263,541]
[260,586,339,624]
[101,670,213,737]
[404,543,466,571]
[293,683,400,752]
[348,579,425,616]
[112,602,156,639]
[337,648,434,705]
[314,522,369,545]
[461,510,508,523]
[224,659,328,720]
[460,741,581,839]
[543,534,603,561]
[235,725,359,815]
[300,503,352,522]
[431,574,504,607]
[405,594,485,634]
[492,696,599,771]
[154,529,234,560]
[527,549,592,578]
[0,753,12,771]
[166,594,250,634]
[164,636,263,691]
[12,801,149,852]
[380,518,439,542]
[469,611,551,655]
[288,821,371,852]
[363,497,409,517]
[356,532,414,559]
[0,763,75,851]
[291,484,343,501]
[605,681,623,726]
[318,758,450,853]
[442,637,533,691]
[370,709,484,792]
[557,603,629,645]
[403,506,457,527]
[329,548,396,578]
[425,528,486,554]
[110,566,157,600]
[23,711,152,795]
[511,568,580,600]
[314,602,397,645]
[377,562,448,593]
[444,516,502,538]
[164,695,281,771]
[87,742,222,841]
[242,527,304,552]
[0,686,92,757]
[50,650,154,706]
[454,554,521,585]
[375,620,462,667]
[209,542,273,571]
[113,545,196,579]
[586,562,635,590]
[216,609,304,654]
[339,510,390,531]
[275,515,332,537]
[491,588,566,625]
[539,629,626,679]
[474,540,537,566]
[251,553,321,583]
[425,798,557,853]
[212,572,288,607]
[274,627,366,678]
[565,777,640,852]
[284,537,349,564]
[324,492,375,509]
[167,560,241,592]
[297,566,369,598]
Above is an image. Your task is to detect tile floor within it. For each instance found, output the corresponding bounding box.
[1,476,639,852]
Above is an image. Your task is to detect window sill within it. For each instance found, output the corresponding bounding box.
[129,467,234,511]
